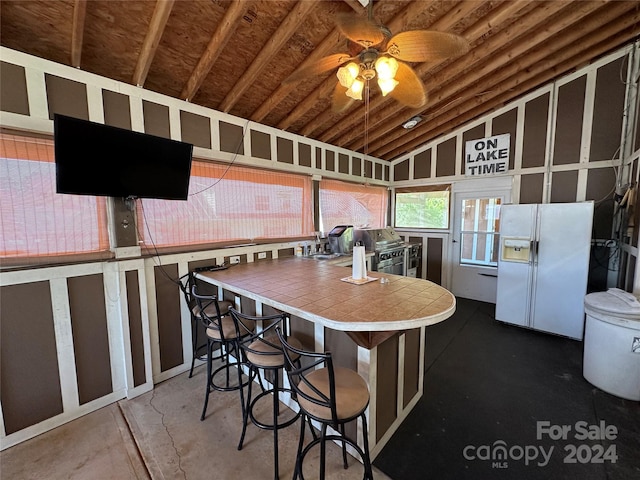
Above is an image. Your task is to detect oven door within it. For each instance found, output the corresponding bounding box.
[405,253,418,277]
[377,258,404,275]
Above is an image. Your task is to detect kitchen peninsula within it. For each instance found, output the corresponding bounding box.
[195,256,456,458]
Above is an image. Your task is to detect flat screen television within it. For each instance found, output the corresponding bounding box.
[54,114,193,200]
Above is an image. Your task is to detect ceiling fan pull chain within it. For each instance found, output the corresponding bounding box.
[364,80,370,157]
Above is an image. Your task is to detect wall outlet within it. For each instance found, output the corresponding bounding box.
[257,252,267,259]
[230,256,240,264]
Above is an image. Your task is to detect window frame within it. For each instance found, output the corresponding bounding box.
[394,184,451,230]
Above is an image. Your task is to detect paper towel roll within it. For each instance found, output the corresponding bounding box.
[352,245,366,280]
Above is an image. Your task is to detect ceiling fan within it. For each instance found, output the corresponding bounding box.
[284,1,469,113]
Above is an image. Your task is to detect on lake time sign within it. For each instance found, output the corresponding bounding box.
[465,134,510,177]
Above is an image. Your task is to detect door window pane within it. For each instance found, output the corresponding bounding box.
[459,198,501,266]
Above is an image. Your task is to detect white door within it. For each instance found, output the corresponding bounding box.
[451,179,511,302]
[531,202,594,339]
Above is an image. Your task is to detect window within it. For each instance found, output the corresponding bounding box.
[138,161,314,249]
[318,179,387,232]
[395,185,450,229]
[459,197,501,266]
[1,133,110,265]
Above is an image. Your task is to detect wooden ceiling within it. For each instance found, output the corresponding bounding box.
[1,1,639,161]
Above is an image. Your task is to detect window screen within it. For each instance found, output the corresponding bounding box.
[318,178,387,232]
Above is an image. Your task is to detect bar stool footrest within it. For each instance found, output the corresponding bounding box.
[248,387,301,431]
[210,361,249,392]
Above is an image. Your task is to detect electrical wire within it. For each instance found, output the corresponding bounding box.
[188,119,249,196]
[134,119,250,284]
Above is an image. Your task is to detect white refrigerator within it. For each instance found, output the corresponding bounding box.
[495,202,594,340]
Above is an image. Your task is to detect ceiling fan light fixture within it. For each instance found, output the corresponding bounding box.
[346,77,365,100]
[378,77,398,96]
[374,56,398,80]
[337,62,360,88]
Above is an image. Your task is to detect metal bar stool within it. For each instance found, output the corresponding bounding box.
[192,285,252,421]
[178,272,233,378]
[230,308,306,480]
[276,327,373,480]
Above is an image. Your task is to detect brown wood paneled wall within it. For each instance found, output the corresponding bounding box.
[0,61,29,115]
[436,138,456,177]
[426,237,444,285]
[414,149,431,179]
[0,281,62,434]
[45,74,88,120]
[462,125,485,176]
[180,110,211,149]
[68,274,112,405]
[126,270,146,388]
[403,328,421,408]
[376,335,399,442]
[522,93,549,169]
[102,90,131,129]
[493,108,518,172]
[591,57,626,162]
[155,263,183,372]
[290,314,315,350]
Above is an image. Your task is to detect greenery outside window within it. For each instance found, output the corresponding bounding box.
[395,185,450,229]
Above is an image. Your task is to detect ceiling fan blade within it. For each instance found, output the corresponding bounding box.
[283,53,354,84]
[388,62,427,109]
[336,12,386,48]
[332,82,356,113]
[385,30,469,63]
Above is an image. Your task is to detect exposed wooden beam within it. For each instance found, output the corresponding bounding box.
[132,0,175,87]
[344,0,578,153]
[376,5,639,159]
[337,0,578,152]
[275,0,391,131]
[250,0,372,122]
[218,0,317,113]
[367,0,623,157]
[70,0,87,68]
[316,0,536,148]
[180,0,247,102]
[384,24,639,160]
[342,0,366,14]
[290,0,490,137]
[251,29,342,123]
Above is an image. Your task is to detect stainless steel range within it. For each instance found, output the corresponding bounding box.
[404,242,422,278]
[354,227,406,275]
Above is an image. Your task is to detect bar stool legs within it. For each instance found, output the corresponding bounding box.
[276,327,373,480]
[293,410,373,480]
[191,286,251,422]
[238,366,299,480]
[230,308,308,480]
[201,337,248,421]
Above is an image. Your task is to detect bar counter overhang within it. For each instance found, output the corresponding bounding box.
[195,256,456,459]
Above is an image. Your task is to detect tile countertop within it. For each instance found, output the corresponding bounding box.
[195,256,456,333]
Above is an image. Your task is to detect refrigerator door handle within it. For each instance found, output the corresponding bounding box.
[532,240,539,266]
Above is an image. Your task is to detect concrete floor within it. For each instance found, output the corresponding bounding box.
[7,298,637,480]
[1,361,390,480]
